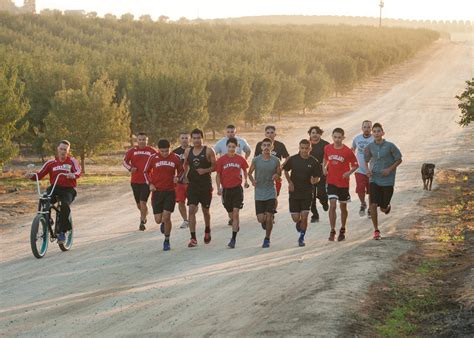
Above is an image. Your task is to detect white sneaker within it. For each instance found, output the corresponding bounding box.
[180,220,189,229]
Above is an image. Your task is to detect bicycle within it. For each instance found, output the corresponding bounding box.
[28,165,74,258]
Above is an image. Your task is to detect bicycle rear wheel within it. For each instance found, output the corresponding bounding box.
[58,214,73,251]
[30,214,49,258]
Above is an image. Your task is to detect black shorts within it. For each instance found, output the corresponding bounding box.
[369,183,394,209]
[131,183,151,204]
[255,199,276,215]
[152,190,176,214]
[187,184,212,209]
[327,184,351,203]
[222,186,244,213]
[289,197,312,213]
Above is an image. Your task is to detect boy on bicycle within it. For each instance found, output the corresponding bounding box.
[26,140,81,244]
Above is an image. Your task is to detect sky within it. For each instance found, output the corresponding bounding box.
[14,0,474,21]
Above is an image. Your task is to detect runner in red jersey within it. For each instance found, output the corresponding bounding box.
[215,137,249,248]
[123,132,157,231]
[26,140,81,244]
[144,139,183,251]
[323,128,359,242]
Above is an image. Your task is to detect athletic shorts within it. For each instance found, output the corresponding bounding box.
[289,197,312,213]
[355,173,370,195]
[275,179,282,196]
[327,184,351,203]
[175,183,188,203]
[131,183,151,204]
[222,185,244,213]
[187,184,212,209]
[255,199,276,215]
[152,190,176,214]
[369,183,394,209]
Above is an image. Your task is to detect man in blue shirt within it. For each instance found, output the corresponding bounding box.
[365,122,402,240]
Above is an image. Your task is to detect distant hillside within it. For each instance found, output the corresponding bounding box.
[209,15,472,34]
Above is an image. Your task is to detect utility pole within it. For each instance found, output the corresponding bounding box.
[379,0,384,27]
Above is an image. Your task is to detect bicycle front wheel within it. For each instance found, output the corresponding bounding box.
[30,214,49,259]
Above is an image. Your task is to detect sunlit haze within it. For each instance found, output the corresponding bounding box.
[16,0,474,21]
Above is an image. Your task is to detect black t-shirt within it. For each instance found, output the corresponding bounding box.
[310,139,330,164]
[283,154,321,199]
[187,146,212,187]
[173,146,187,164]
[254,140,289,160]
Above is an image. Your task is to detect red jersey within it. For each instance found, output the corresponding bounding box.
[324,144,358,188]
[144,153,183,191]
[123,146,157,184]
[33,156,82,188]
[215,154,249,189]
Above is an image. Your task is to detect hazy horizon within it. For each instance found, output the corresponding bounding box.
[13,0,474,22]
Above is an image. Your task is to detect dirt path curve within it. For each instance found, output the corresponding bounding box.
[1,37,473,337]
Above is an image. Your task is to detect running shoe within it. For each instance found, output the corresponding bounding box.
[359,204,366,217]
[262,238,270,248]
[261,222,266,230]
[188,238,198,247]
[298,237,306,247]
[338,228,346,242]
[367,209,372,219]
[163,240,170,251]
[373,229,381,240]
[160,222,165,234]
[180,220,189,229]
[57,232,66,244]
[322,201,329,212]
[228,239,236,249]
[139,221,146,231]
[204,232,211,244]
[295,220,302,232]
[328,230,336,241]
[310,214,319,223]
[383,205,391,215]
[228,219,233,226]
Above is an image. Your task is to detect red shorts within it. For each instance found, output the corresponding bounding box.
[355,173,370,195]
[175,183,188,203]
[275,179,282,196]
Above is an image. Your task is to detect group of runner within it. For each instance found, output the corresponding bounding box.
[27,121,402,250]
[121,122,402,251]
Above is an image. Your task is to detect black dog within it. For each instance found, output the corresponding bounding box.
[421,163,435,191]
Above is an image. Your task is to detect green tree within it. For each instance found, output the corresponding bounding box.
[324,56,357,96]
[456,78,474,126]
[301,70,332,113]
[128,69,209,143]
[206,73,251,138]
[0,65,30,167]
[45,75,129,172]
[245,73,280,127]
[273,76,305,120]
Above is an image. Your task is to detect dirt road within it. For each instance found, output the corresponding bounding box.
[1,37,473,337]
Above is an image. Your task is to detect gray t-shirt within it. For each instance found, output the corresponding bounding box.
[252,155,280,201]
[364,140,402,186]
[214,136,251,156]
[352,134,374,175]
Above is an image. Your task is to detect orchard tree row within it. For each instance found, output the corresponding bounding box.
[0,11,439,169]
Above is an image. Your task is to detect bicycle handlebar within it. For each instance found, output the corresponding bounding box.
[31,173,69,198]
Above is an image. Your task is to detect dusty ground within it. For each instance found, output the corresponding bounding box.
[0,36,473,337]
[347,169,473,337]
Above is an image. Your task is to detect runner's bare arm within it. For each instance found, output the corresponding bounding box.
[273,162,282,181]
[207,147,217,173]
[216,172,222,195]
[248,162,256,186]
[242,167,249,188]
[284,168,294,192]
